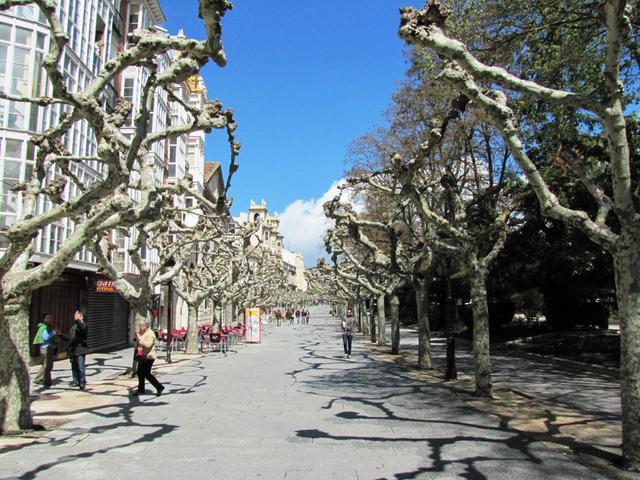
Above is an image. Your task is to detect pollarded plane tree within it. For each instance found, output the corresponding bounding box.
[237,254,291,310]
[355,123,517,396]
[311,259,364,324]
[320,254,383,342]
[325,187,440,369]
[323,198,414,354]
[89,47,240,329]
[342,173,439,368]
[305,264,356,315]
[0,0,234,433]
[324,222,396,347]
[399,0,640,464]
[167,214,246,354]
[349,69,519,394]
[344,93,483,370]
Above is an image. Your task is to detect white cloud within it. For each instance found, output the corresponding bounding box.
[276,180,345,267]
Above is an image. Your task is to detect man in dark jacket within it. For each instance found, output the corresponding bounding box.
[60,310,88,390]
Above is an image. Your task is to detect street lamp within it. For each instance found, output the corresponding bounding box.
[165,257,176,364]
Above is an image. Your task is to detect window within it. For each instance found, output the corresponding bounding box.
[127,6,139,46]
[0,24,10,42]
[63,56,77,92]
[0,44,7,93]
[15,5,34,20]
[168,134,178,178]
[11,47,30,96]
[15,27,32,46]
[48,224,63,255]
[5,138,22,158]
[8,101,26,128]
[122,78,134,125]
[36,32,46,50]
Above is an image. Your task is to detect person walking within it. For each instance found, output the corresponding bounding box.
[33,313,58,389]
[341,308,355,359]
[295,309,301,325]
[59,310,88,390]
[133,320,164,396]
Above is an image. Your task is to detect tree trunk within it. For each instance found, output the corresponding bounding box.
[470,268,492,398]
[615,233,640,470]
[444,274,457,381]
[377,293,387,345]
[415,279,432,370]
[360,300,369,336]
[223,301,232,327]
[185,302,200,354]
[389,293,400,354]
[0,296,34,433]
[369,296,377,343]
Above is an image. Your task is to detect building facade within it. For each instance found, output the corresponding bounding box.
[235,200,307,293]
[0,1,216,353]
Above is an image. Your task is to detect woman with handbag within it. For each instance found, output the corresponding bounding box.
[133,320,165,396]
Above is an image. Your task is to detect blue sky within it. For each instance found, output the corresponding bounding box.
[161,0,423,263]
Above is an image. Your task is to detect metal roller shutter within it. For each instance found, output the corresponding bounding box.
[87,291,130,351]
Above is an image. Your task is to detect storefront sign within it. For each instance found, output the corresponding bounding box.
[245,307,261,343]
[95,280,117,293]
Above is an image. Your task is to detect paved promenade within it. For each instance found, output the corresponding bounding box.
[0,307,619,479]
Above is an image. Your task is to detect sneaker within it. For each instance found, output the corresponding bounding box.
[347,354,351,359]
[69,381,78,387]
[79,384,86,391]
[131,389,145,396]
[156,385,165,397]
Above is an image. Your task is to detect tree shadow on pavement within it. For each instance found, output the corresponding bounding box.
[0,358,211,478]
[292,333,613,480]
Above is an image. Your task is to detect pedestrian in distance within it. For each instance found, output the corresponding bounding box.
[285,309,293,325]
[295,309,301,325]
[59,310,88,390]
[341,308,355,359]
[33,313,59,389]
[133,320,165,397]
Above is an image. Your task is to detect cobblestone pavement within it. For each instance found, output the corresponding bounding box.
[0,306,611,479]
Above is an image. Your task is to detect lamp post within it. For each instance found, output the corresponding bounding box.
[165,257,176,364]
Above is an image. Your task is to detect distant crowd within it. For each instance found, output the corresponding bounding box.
[272,308,310,326]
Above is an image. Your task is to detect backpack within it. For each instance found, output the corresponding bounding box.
[33,322,48,345]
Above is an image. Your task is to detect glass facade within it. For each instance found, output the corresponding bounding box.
[0,0,196,278]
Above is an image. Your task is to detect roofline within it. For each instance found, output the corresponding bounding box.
[146,0,167,25]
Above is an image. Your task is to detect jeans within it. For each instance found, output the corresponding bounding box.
[70,354,86,388]
[137,358,163,393]
[342,334,353,355]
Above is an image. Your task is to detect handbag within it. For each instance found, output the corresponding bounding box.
[135,345,147,361]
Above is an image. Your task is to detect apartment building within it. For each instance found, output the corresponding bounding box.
[0,1,218,352]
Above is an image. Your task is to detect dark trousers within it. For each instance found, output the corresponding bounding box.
[137,358,162,392]
[342,334,353,355]
[70,354,86,387]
